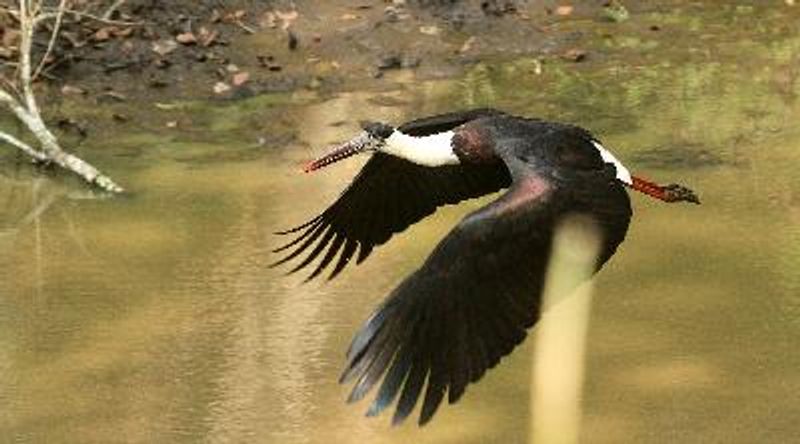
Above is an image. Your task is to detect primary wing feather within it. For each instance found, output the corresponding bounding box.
[272,109,510,281]
[341,154,632,426]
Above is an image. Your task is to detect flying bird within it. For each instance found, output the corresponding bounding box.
[272,108,699,426]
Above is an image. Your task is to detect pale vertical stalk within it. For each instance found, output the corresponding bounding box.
[531,215,601,444]
[33,179,44,298]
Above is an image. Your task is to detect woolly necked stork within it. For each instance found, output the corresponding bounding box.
[272,108,699,426]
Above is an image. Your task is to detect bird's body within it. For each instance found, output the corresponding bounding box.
[273,108,698,426]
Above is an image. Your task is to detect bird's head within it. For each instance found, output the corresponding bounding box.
[303,121,394,173]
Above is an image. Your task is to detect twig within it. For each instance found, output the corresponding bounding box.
[235,20,257,34]
[32,0,67,82]
[102,0,127,20]
[0,88,46,162]
[2,4,143,27]
[0,128,48,162]
[39,7,144,26]
[0,74,21,98]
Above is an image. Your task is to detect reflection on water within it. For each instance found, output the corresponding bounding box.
[2,4,800,443]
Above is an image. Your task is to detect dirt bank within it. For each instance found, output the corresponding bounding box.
[2,0,670,104]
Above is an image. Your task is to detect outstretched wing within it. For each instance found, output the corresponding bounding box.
[397,108,506,137]
[340,156,631,426]
[272,109,510,281]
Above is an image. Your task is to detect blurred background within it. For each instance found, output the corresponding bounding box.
[1,1,799,442]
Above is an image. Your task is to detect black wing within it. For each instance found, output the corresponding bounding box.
[340,156,631,426]
[272,110,510,281]
[397,108,506,137]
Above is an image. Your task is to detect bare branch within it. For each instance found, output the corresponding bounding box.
[0,130,48,162]
[41,6,144,26]
[0,88,46,161]
[18,0,39,116]
[0,0,125,193]
[32,0,67,82]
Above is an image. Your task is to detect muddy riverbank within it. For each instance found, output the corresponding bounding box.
[2,0,797,156]
[4,1,672,104]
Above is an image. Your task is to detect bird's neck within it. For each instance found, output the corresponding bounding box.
[591,141,632,185]
[382,131,460,167]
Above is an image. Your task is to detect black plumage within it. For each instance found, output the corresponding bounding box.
[274,109,696,426]
[272,109,511,281]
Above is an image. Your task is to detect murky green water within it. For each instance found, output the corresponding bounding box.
[2,4,800,443]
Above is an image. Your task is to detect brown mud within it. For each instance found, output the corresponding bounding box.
[2,0,669,104]
[2,0,777,152]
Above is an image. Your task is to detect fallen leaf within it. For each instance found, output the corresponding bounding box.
[198,27,219,47]
[113,27,134,38]
[93,27,115,42]
[459,36,477,53]
[176,32,197,45]
[562,48,587,62]
[152,39,178,56]
[276,10,299,23]
[555,5,574,16]
[213,82,231,94]
[61,85,87,96]
[260,12,277,28]
[419,25,440,36]
[232,71,250,86]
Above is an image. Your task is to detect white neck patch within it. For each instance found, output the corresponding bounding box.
[382,130,460,167]
[592,140,632,185]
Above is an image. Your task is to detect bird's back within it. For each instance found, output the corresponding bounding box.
[457,114,633,266]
